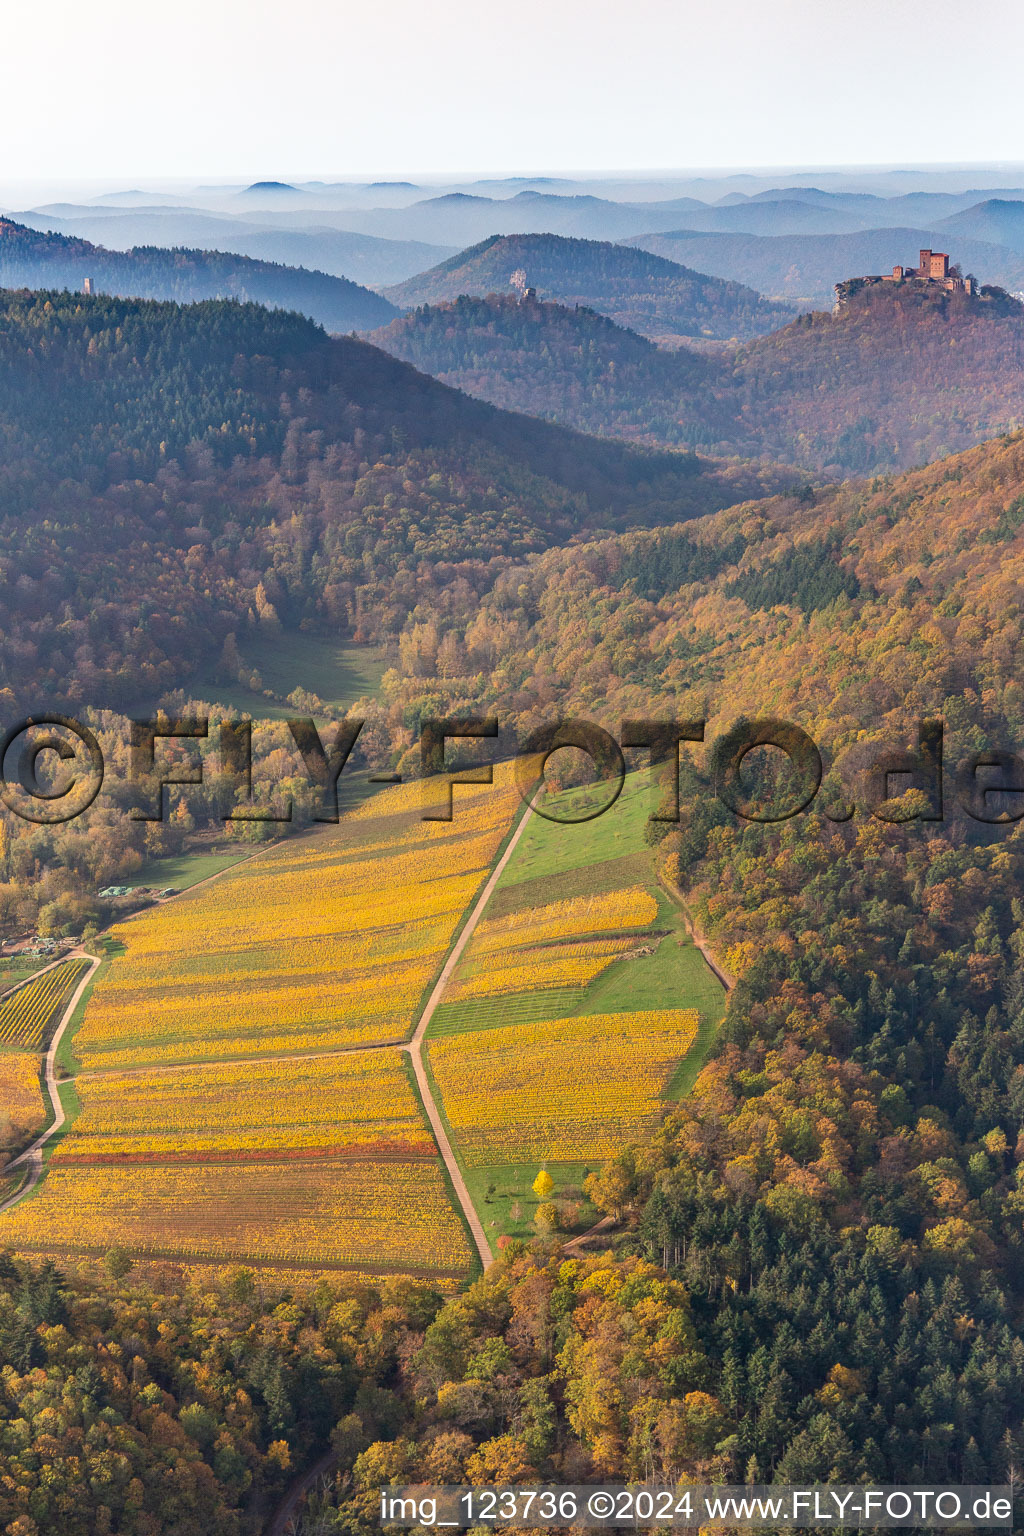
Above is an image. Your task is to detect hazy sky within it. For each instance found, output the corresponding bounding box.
[5,0,1022,185]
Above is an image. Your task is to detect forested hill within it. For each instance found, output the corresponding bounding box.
[370,293,738,447]
[734,278,1024,472]
[0,289,793,708]
[384,232,794,341]
[343,434,1024,1508]
[379,424,1024,753]
[0,217,398,333]
[375,281,1024,474]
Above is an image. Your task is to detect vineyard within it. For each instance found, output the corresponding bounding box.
[424,770,727,1241]
[0,1053,45,1133]
[0,763,726,1275]
[75,775,520,1070]
[446,935,637,1001]
[429,1008,699,1164]
[0,959,89,1047]
[446,887,659,1003]
[468,887,658,952]
[59,1049,433,1159]
[0,1157,472,1273]
[0,774,524,1280]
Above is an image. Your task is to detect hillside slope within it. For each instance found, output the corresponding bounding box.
[370,421,1024,821]
[0,217,398,333]
[5,264,1024,1515]
[936,198,1024,254]
[384,233,794,341]
[734,278,1024,471]
[371,282,1024,474]
[0,288,793,709]
[351,436,1024,1509]
[15,208,456,287]
[369,293,738,448]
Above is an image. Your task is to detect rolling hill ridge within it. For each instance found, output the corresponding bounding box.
[374,281,1024,473]
[0,287,795,709]
[370,293,736,448]
[14,206,456,288]
[376,421,1024,745]
[734,276,1024,471]
[935,198,1024,254]
[384,232,794,341]
[0,217,398,333]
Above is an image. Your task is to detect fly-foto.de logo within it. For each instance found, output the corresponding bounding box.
[0,712,1020,829]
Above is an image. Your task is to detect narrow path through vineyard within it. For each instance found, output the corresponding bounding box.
[0,844,278,1215]
[404,802,535,1268]
[0,953,100,1214]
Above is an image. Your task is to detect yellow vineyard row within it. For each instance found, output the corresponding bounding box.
[0,1158,473,1271]
[447,884,660,1006]
[449,936,636,1000]
[0,960,89,1047]
[60,1049,428,1158]
[429,1009,699,1164]
[469,887,659,954]
[0,1053,45,1130]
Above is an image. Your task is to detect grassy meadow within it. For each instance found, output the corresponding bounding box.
[188,635,388,722]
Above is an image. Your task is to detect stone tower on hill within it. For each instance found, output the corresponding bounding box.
[834,249,977,312]
[886,249,975,294]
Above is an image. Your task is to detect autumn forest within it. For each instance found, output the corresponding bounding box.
[2,153,1024,1536]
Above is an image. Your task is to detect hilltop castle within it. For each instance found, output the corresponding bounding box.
[834,249,976,312]
[884,249,976,294]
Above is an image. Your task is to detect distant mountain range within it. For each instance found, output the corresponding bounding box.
[314,190,708,246]
[226,184,1024,249]
[15,208,454,288]
[384,233,794,341]
[934,199,1024,254]
[13,180,1024,305]
[0,218,398,332]
[679,185,1024,230]
[626,227,1024,306]
[372,282,1024,474]
[654,199,873,237]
